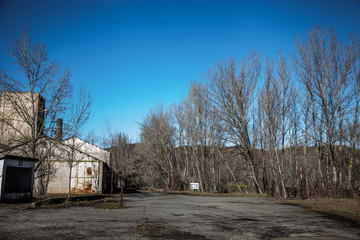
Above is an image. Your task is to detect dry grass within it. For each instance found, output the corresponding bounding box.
[165,190,267,197]
[100,197,124,209]
[33,193,87,200]
[37,197,124,209]
[284,197,360,224]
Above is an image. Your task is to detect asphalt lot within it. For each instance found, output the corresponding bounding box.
[0,192,359,239]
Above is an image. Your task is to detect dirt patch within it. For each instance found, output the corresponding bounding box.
[132,224,166,231]
[131,224,208,240]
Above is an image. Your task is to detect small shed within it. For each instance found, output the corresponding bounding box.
[0,155,37,203]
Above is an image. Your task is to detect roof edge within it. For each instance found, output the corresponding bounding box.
[0,154,38,162]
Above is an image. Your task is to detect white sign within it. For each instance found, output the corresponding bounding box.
[190,183,199,190]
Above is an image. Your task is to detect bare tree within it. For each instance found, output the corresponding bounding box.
[346,59,360,188]
[293,26,360,189]
[139,103,178,189]
[104,131,137,191]
[0,31,93,195]
[173,82,224,193]
[62,87,93,199]
[207,54,263,194]
[0,31,73,194]
[258,56,291,198]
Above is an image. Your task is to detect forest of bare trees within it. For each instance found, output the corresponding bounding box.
[135,26,360,198]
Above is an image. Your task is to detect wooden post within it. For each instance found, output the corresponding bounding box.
[121,185,123,208]
[111,172,114,197]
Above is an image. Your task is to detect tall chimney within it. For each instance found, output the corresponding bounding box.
[55,118,63,141]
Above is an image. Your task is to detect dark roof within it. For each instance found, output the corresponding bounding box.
[0,155,38,162]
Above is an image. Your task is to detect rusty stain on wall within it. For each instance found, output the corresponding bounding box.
[70,161,99,193]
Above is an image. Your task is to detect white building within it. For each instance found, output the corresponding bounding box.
[46,136,111,194]
[0,91,111,195]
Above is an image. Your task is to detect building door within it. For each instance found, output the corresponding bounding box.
[4,167,32,195]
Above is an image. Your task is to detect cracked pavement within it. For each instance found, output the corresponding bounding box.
[0,192,359,239]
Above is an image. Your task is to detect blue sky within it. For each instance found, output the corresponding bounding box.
[0,0,359,142]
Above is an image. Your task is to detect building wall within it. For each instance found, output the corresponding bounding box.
[0,92,45,145]
[62,137,110,165]
[46,161,69,193]
[46,159,104,194]
[101,161,111,194]
[70,160,101,194]
[44,137,110,194]
[0,160,4,199]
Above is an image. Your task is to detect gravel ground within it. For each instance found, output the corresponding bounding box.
[0,191,359,239]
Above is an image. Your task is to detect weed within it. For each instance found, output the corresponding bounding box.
[36,197,125,209]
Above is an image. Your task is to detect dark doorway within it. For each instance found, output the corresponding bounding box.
[3,167,32,202]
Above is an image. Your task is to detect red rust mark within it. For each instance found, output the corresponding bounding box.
[85,180,92,190]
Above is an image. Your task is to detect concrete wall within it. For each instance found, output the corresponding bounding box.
[44,137,110,194]
[46,161,70,193]
[0,160,3,199]
[62,137,110,165]
[46,159,104,194]
[0,92,45,145]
